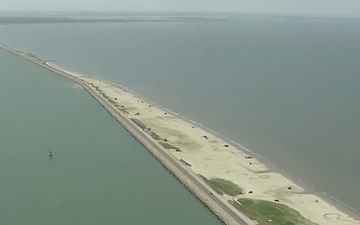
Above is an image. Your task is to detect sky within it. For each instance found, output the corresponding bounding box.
[1,0,360,18]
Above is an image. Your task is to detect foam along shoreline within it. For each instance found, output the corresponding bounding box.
[1,43,360,225]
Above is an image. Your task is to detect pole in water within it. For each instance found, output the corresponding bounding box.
[49,150,53,159]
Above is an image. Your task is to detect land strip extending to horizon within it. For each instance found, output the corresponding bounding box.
[1,43,359,225]
[0,16,224,24]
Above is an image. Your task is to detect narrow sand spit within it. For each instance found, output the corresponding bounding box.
[1,43,358,225]
[72,75,359,225]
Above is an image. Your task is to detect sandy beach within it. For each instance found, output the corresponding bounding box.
[69,74,360,224]
[76,76,360,225]
[1,43,359,225]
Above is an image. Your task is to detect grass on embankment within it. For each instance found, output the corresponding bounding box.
[149,132,162,140]
[129,119,181,150]
[230,198,318,225]
[130,118,147,130]
[200,175,243,196]
[159,141,178,150]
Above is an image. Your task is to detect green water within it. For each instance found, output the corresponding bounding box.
[0,49,222,225]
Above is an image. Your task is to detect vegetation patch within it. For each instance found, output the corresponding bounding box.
[211,178,243,196]
[230,198,317,225]
[130,118,147,130]
[158,142,178,150]
[200,175,243,196]
[199,175,223,195]
[149,132,162,141]
[180,159,192,167]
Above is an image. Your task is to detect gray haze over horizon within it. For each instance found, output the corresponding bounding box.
[1,0,360,18]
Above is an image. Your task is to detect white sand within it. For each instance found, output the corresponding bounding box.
[53,64,359,225]
[46,62,82,77]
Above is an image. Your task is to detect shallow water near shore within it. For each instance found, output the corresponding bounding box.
[0,49,222,225]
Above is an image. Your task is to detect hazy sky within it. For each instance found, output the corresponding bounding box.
[1,0,360,17]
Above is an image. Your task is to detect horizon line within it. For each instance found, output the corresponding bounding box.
[0,10,359,20]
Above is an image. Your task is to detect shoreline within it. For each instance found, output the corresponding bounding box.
[106,81,360,219]
[48,61,360,218]
[1,43,360,225]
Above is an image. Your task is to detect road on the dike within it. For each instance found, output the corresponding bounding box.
[0,44,253,225]
[81,77,251,225]
[79,75,253,225]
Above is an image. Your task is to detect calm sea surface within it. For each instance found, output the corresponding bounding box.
[0,49,222,225]
[1,15,360,214]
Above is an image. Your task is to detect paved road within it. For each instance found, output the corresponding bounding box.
[1,44,252,225]
[80,74,251,225]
